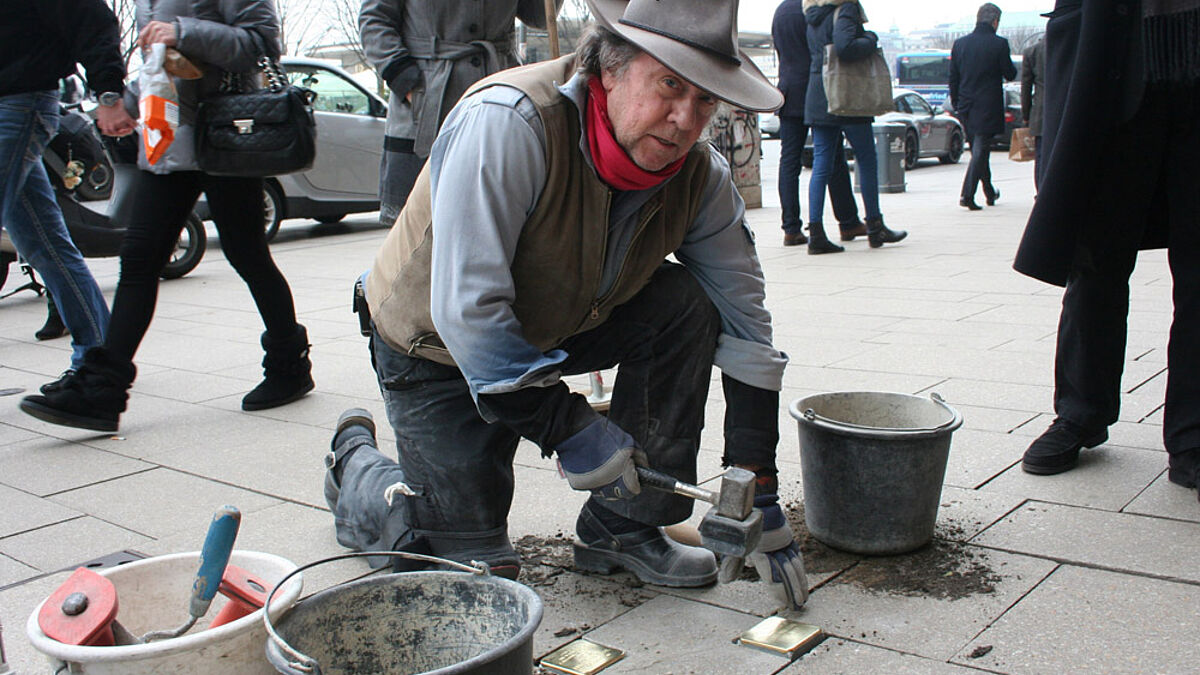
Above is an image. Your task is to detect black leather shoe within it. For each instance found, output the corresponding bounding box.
[807,238,845,255]
[324,408,376,508]
[986,188,1000,206]
[1022,418,1108,475]
[574,503,717,587]
[960,197,983,211]
[39,369,76,395]
[839,220,868,241]
[783,232,808,246]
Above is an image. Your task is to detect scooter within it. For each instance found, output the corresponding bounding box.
[0,104,207,302]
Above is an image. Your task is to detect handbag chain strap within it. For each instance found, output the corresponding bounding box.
[258,56,289,93]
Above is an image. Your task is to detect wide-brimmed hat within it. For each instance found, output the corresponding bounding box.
[586,0,783,112]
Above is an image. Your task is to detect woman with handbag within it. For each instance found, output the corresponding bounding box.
[20,0,314,432]
[801,0,906,254]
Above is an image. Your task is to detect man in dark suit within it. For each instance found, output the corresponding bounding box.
[948,3,1017,210]
[1014,0,1200,504]
[771,0,865,247]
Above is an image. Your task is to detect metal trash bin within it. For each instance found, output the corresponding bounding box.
[854,122,906,194]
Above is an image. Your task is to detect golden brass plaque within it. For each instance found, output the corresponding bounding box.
[539,638,626,675]
[737,616,824,659]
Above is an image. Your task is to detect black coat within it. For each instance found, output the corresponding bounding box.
[803,1,878,127]
[0,0,125,97]
[1013,0,1159,286]
[772,0,810,119]
[948,22,1017,137]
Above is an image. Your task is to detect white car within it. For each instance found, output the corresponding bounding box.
[197,57,388,240]
[759,113,780,139]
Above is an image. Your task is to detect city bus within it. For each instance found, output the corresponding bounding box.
[894,50,952,108]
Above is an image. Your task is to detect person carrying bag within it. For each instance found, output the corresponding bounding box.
[822,4,892,117]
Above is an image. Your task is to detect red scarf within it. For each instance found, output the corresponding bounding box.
[585,77,686,191]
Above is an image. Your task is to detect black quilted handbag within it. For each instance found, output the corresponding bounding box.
[195,57,316,177]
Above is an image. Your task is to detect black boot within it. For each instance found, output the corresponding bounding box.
[866,216,907,248]
[35,294,68,341]
[19,348,135,432]
[573,499,717,587]
[806,223,844,255]
[242,325,315,411]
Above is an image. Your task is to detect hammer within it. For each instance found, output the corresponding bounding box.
[636,467,763,583]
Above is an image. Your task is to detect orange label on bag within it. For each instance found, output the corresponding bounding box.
[139,94,178,165]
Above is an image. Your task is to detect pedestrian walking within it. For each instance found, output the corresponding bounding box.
[949,3,1017,210]
[1020,36,1046,189]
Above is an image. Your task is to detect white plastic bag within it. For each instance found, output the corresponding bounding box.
[138,43,179,165]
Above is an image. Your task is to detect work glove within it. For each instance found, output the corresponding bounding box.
[556,418,647,501]
[749,493,809,610]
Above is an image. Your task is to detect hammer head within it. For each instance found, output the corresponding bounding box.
[699,505,763,558]
[716,467,757,519]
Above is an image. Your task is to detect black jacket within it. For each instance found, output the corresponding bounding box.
[948,22,1017,136]
[772,0,810,119]
[0,0,125,97]
[803,1,879,127]
[1013,0,1157,286]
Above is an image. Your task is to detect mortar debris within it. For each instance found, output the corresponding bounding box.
[781,499,1002,601]
[969,645,995,658]
[514,532,651,607]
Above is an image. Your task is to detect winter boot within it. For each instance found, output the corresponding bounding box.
[242,325,314,411]
[19,347,135,432]
[866,216,907,248]
[806,223,844,255]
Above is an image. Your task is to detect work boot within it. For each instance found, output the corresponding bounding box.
[866,216,907,248]
[573,499,717,587]
[1021,418,1108,475]
[242,325,314,411]
[806,223,844,255]
[324,408,377,509]
[19,348,135,432]
[838,219,867,241]
[35,295,68,340]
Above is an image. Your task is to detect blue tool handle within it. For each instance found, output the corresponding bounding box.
[189,505,240,618]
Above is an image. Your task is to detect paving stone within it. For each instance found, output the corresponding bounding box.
[531,573,657,661]
[916,378,1052,414]
[790,549,1056,661]
[0,439,154,496]
[1123,471,1200,523]
[972,502,1200,582]
[0,552,39,587]
[953,566,1200,674]
[0,484,80,538]
[783,639,984,674]
[981,445,1165,511]
[934,486,1024,542]
[0,517,152,572]
[781,365,945,397]
[577,594,786,673]
[132,369,259,404]
[48,467,280,539]
[946,403,1039,434]
[942,429,1027,489]
[0,421,38,447]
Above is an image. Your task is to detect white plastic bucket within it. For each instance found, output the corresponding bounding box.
[27,551,302,675]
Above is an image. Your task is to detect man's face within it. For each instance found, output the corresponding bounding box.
[600,52,718,172]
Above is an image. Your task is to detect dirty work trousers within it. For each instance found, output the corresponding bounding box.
[329,263,724,569]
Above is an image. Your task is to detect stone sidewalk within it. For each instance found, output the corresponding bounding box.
[2,149,1197,674]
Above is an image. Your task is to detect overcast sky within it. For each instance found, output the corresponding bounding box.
[738,1,1053,34]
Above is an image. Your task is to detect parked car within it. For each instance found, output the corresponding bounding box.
[196,57,388,240]
[802,88,965,169]
[759,113,780,139]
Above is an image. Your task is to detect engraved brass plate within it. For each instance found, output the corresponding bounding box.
[737,616,824,659]
[539,638,626,675]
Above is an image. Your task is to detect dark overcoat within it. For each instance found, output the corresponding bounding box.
[948,22,1017,136]
[803,0,878,127]
[772,0,810,119]
[1012,0,1161,287]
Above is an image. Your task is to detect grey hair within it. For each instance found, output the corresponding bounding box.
[977,3,1002,24]
[575,24,642,79]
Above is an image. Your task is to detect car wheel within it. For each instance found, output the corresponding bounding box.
[904,130,919,170]
[160,213,207,279]
[315,213,346,224]
[941,130,965,164]
[263,181,284,242]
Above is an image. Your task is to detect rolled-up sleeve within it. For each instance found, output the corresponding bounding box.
[675,148,788,391]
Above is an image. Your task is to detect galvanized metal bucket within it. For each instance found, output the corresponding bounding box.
[790,392,962,555]
[264,551,543,675]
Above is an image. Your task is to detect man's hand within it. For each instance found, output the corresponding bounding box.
[748,494,809,610]
[96,103,136,137]
[138,20,178,48]
[556,418,647,501]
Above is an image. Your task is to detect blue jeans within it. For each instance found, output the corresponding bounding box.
[0,91,109,368]
[808,123,881,224]
[777,117,859,234]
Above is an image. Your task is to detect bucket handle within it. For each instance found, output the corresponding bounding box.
[802,392,961,434]
[263,550,491,674]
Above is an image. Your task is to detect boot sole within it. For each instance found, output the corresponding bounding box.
[241,381,315,411]
[573,542,717,588]
[1021,430,1108,475]
[19,398,118,432]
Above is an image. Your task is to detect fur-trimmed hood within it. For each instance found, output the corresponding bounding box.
[803,0,867,22]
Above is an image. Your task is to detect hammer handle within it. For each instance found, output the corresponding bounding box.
[635,467,717,505]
